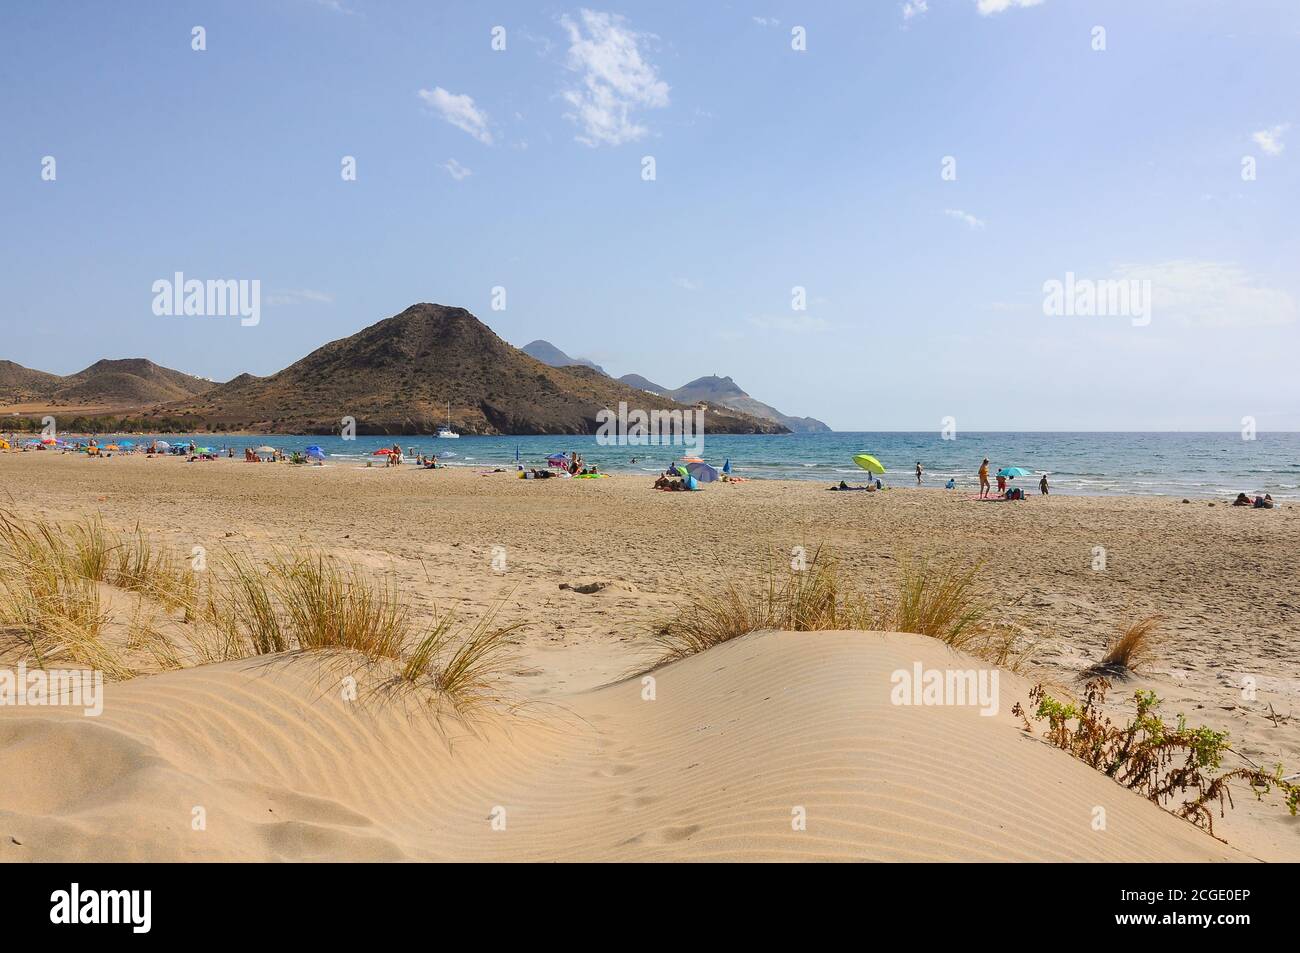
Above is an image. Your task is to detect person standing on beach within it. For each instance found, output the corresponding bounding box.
[915,462,923,485]
[978,458,990,499]
[1040,474,1049,495]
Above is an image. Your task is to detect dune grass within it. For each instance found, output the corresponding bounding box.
[652,547,859,663]
[651,546,1031,668]
[401,600,522,714]
[1085,614,1161,679]
[0,508,518,713]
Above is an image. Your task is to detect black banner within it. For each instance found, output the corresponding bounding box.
[0,862,1281,939]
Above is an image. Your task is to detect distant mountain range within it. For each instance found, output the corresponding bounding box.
[2,306,788,436]
[522,341,830,433]
[521,340,607,376]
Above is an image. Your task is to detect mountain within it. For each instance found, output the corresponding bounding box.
[0,360,63,403]
[521,340,607,376]
[0,357,216,408]
[158,304,787,435]
[622,373,831,433]
[617,373,669,395]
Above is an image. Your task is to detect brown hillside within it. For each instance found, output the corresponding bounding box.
[0,357,216,411]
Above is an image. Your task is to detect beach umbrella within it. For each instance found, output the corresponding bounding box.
[40,435,57,444]
[722,458,731,474]
[673,464,690,478]
[305,444,324,455]
[372,448,393,456]
[154,440,170,450]
[256,445,276,455]
[687,461,719,483]
[685,475,700,491]
[853,453,886,475]
[682,455,704,464]
[997,467,1033,478]
[515,444,521,463]
[547,452,567,467]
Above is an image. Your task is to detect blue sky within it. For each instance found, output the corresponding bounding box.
[2,0,1297,431]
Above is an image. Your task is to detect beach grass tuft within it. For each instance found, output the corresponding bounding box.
[1086,614,1161,679]
[652,546,1030,669]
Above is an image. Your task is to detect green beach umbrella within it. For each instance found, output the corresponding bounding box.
[853,453,886,475]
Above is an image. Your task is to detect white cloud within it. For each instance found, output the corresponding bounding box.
[1252,123,1289,156]
[902,1,928,21]
[417,87,493,145]
[977,0,1045,14]
[1113,260,1296,328]
[752,16,780,27]
[748,314,831,334]
[673,277,698,291]
[944,208,986,229]
[267,289,333,306]
[442,158,472,181]
[310,0,355,14]
[560,9,670,147]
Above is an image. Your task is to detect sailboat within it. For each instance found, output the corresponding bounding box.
[436,402,460,439]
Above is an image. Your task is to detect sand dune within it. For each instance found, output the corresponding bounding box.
[0,632,1244,862]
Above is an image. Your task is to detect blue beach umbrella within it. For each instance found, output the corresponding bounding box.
[687,461,719,483]
[997,467,1033,478]
[722,458,732,474]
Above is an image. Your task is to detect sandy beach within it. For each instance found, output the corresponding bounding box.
[1,452,1297,861]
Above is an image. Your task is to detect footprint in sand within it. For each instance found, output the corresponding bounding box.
[642,824,702,844]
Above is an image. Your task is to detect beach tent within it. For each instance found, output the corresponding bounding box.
[853,453,886,475]
[687,461,719,483]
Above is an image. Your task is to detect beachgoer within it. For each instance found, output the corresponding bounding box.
[916,462,923,485]
[945,478,956,490]
[1233,492,1252,506]
[1039,474,1049,495]
[978,459,990,499]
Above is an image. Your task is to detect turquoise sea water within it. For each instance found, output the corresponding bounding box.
[37,431,1300,500]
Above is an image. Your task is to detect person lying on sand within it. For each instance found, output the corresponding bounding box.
[1254,494,1275,508]
[1233,492,1252,506]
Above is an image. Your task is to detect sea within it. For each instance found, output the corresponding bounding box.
[36,431,1300,501]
